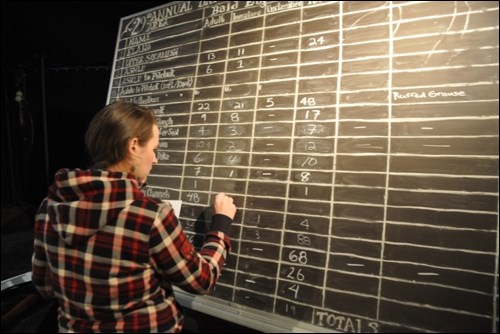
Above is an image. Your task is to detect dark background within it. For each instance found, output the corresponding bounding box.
[1,1,167,208]
[1,3,258,332]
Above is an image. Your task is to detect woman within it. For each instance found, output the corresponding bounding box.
[32,101,236,332]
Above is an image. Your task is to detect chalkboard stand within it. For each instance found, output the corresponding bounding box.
[175,288,333,333]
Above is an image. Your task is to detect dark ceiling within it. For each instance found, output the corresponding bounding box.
[1,1,169,68]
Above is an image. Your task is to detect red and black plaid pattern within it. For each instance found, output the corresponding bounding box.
[32,169,230,333]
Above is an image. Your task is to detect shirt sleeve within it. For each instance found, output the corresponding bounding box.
[148,205,231,295]
[31,199,56,299]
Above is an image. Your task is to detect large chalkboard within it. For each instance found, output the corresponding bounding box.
[107,1,499,332]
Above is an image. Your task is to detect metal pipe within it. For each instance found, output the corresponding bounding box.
[40,56,50,188]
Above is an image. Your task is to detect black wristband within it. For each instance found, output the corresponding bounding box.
[209,214,232,235]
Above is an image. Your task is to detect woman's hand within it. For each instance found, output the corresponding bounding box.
[213,192,237,219]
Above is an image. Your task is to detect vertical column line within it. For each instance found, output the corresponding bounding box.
[377,0,394,319]
[181,5,205,236]
[273,2,304,313]
[232,3,267,303]
[325,1,344,308]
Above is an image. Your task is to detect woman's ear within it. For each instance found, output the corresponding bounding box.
[128,137,139,155]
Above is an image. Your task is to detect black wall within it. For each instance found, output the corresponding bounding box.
[1,1,167,208]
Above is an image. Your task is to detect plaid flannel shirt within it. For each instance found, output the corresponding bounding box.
[32,169,231,333]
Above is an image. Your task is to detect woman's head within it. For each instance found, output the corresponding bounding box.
[85,100,159,183]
